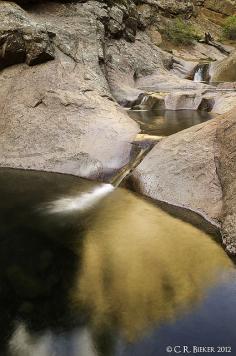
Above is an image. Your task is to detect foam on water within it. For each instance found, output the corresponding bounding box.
[46,184,114,214]
[194,67,204,82]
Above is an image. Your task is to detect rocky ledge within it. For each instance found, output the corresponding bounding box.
[131,110,236,254]
[0,1,141,179]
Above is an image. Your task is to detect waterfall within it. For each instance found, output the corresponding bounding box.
[140,94,149,105]
[42,133,159,216]
[194,66,204,82]
[193,64,209,83]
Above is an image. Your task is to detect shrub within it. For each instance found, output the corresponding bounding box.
[223,16,236,40]
[165,18,199,45]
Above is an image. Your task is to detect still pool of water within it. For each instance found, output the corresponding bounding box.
[0,168,235,356]
[128,110,215,136]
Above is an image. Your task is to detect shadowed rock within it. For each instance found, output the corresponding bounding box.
[0,2,54,69]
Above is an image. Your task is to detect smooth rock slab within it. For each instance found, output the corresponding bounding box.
[0,1,139,179]
[215,110,236,254]
[131,118,223,225]
[132,110,236,254]
[209,51,236,82]
[165,92,204,110]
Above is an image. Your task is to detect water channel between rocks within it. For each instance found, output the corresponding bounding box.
[0,110,235,356]
[128,109,215,136]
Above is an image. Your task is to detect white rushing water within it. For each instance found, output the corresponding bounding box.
[194,67,204,82]
[140,95,149,105]
[46,184,114,214]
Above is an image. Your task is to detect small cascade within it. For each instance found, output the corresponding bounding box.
[193,63,210,83]
[132,93,150,109]
[140,94,149,106]
[110,134,162,187]
[45,184,114,214]
[43,135,161,215]
[132,93,165,111]
[194,66,204,82]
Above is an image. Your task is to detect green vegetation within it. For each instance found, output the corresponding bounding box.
[165,18,200,45]
[222,16,236,40]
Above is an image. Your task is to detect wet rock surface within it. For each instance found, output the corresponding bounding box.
[131,89,236,114]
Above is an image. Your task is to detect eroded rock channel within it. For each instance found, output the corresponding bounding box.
[1,0,236,354]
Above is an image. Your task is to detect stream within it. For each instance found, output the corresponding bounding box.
[128,110,214,136]
[2,0,236,352]
[0,166,235,356]
[0,107,235,356]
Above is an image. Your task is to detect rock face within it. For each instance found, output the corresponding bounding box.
[0,1,139,179]
[132,89,236,114]
[145,0,195,16]
[204,0,236,16]
[135,0,196,22]
[209,51,236,82]
[131,118,222,225]
[131,110,236,253]
[0,2,54,69]
[1,0,210,178]
[170,58,197,79]
[215,111,236,254]
[165,92,204,110]
[209,91,236,114]
[105,33,215,107]
[104,32,172,106]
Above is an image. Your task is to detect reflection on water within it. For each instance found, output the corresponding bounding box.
[8,324,96,356]
[128,110,214,136]
[0,168,234,356]
[117,272,236,356]
[72,189,231,341]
